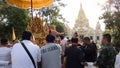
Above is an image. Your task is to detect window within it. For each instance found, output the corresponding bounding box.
[90,36,93,40]
[97,36,99,40]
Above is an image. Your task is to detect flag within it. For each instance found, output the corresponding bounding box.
[12,27,16,40]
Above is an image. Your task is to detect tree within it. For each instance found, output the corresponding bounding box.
[38,0,66,24]
[0,1,30,40]
[35,0,66,32]
[100,0,120,47]
[51,19,64,32]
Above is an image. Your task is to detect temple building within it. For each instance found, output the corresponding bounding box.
[72,4,103,44]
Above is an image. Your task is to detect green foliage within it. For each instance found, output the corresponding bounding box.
[51,19,64,32]
[101,0,120,47]
[37,0,66,33]
[0,2,30,40]
[38,0,66,24]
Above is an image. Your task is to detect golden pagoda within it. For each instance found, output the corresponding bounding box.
[72,4,103,44]
[77,4,88,23]
[28,16,49,46]
[73,4,89,37]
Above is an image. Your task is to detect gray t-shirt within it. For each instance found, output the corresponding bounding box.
[41,43,61,68]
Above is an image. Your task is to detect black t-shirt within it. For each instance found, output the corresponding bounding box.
[84,43,97,62]
[64,45,84,68]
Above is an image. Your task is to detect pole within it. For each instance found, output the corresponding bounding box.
[31,0,33,23]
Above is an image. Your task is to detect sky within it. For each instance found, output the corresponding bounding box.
[60,0,107,31]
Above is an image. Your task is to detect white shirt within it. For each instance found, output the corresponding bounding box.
[0,47,12,68]
[41,43,61,68]
[60,38,68,55]
[84,62,98,68]
[115,52,120,68]
[11,40,41,68]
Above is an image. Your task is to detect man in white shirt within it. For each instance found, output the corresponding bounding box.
[60,35,68,55]
[11,31,41,68]
[59,35,68,66]
[41,34,61,68]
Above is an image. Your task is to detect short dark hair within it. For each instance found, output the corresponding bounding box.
[60,35,64,40]
[83,37,90,41]
[67,39,71,42]
[103,33,111,42]
[1,38,8,45]
[22,31,33,40]
[46,34,55,43]
[71,37,78,43]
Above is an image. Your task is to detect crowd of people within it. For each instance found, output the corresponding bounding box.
[0,28,119,68]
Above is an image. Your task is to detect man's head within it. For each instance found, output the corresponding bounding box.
[22,31,34,42]
[0,38,9,45]
[83,37,90,45]
[60,35,64,40]
[102,33,111,45]
[46,34,55,43]
[49,25,56,30]
[73,32,78,38]
[71,37,78,45]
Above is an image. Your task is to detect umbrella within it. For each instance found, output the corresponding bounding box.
[6,0,53,21]
[6,0,53,9]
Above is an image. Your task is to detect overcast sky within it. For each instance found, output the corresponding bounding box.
[60,0,107,30]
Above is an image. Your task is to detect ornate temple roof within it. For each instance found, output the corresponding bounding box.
[78,4,87,20]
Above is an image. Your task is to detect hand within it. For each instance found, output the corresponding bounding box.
[93,61,97,66]
[8,60,11,64]
[81,62,88,66]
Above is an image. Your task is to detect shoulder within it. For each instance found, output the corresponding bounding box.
[12,43,21,48]
[101,46,107,49]
[65,46,72,50]
[56,44,61,48]
[0,47,12,52]
[33,44,40,50]
[116,54,120,58]
[41,43,60,49]
[77,47,82,50]
[108,45,117,53]
[41,44,48,50]
[116,54,120,62]
[99,46,107,53]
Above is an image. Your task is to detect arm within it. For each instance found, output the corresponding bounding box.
[96,47,107,66]
[37,46,41,68]
[63,47,67,68]
[52,30,64,35]
[63,57,66,68]
[78,49,88,66]
[0,61,10,66]
[37,62,41,68]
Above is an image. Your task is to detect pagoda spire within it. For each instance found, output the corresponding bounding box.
[78,3,87,20]
[96,21,101,30]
